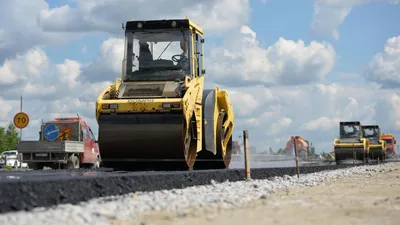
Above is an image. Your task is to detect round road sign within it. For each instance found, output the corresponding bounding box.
[43,124,60,141]
[13,112,29,129]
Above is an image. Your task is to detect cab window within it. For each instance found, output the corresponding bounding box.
[89,128,97,142]
[82,127,89,140]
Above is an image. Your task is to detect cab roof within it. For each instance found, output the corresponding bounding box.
[362,125,380,128]
[125,18,204,35]
[44,117,87,125]
[340,121,361,125]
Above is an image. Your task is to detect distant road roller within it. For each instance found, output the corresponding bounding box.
[333,121,368,164]
[362,125,386,161]
[95,18,234,170]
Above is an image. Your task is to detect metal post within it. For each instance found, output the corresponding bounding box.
[243,130,251,180]
[293,136,300,178]
[40,119,44,141]
[353,151,356,165]
[19,95,22,141]
[18,153,22,169]
[77,113,81,142]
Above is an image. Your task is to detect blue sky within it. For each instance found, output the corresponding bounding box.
[1,0,400,154]
[42,0,400,84]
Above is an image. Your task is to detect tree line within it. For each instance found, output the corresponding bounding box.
[0,123,19,154]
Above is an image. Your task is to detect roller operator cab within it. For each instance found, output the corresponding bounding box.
[333,121,368,163]
[95,18,235,170]
[362,125,386,160]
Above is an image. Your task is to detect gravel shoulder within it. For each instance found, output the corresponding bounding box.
[127,163,400,225]
[2,163,398,225]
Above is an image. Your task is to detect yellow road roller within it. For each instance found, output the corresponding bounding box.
[95,18,235,170]
[333,121,369,164]
[362,125,386,161]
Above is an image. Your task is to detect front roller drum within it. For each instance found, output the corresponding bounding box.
[334,147,366,164]
[369,148,385,161]
[97,113,197,171]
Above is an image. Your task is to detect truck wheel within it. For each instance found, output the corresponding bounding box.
[65,155,80,169]
[92,157,100,169]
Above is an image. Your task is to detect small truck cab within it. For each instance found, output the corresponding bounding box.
[381,133,396,157]
[17,117,101,170]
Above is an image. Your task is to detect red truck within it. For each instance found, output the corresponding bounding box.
[381,133,396,158]
[17,117,101,170]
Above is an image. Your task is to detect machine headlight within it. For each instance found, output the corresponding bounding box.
[162,103,180,108]
[102,104,118,109]
[109,104,118,109]
[137,22,143,28]
[171,21,176,27]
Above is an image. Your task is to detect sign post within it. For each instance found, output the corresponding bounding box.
[13,95,29,169]
[13,96,29,140]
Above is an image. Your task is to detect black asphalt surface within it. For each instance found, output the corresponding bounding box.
[0,162,369,214]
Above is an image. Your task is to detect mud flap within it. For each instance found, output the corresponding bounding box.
[202,89,216,155]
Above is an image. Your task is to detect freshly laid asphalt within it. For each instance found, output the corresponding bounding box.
[0,161,365,214]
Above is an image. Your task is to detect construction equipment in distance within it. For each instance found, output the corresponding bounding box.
[95,18,235,170]
[285,136,309,159]
[362,125,386,160]
[17,117,101,170]
[381,133,396,158]
[333,121,368,164]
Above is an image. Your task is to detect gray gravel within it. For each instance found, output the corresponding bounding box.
[0,163,394,225]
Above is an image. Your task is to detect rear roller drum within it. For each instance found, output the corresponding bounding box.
[195,111,233,169]
[183,117,197,170]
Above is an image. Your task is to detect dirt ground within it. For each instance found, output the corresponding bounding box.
[117,163,400,225]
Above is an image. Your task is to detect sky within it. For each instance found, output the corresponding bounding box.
[0,0,400,154]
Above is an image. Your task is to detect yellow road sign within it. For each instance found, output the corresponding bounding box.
[13,112,29,129]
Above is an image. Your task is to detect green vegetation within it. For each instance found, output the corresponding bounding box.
[0,123,19,154]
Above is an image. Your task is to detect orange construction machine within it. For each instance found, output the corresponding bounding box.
[285,136,309,159]
[381,133,396,157]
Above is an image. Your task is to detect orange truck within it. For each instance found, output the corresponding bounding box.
[380,133,396,157]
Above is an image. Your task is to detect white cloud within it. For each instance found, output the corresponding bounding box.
[0,48,48,86]
[310,0,400,40]
[223,81,386,152]
[57,59,82,88]
[375,91,400,130]
[0,97,13,121]
[0,0,83,63]
[38,0,250,35]
[81,38,124,82]
[207,26,336,87]
[303,116,341,131]
[364,36,400,87]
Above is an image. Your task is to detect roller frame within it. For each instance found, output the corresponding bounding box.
[94,18,235,170]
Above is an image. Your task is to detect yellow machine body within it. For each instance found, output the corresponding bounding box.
[95,18,234,170]
[333,121,368,163]
[362,125,386,160]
